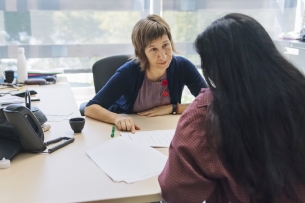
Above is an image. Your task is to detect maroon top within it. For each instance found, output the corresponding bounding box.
[133,72,170,113]
[159,88,305,203]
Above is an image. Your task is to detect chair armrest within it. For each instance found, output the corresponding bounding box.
[79,102,88,116]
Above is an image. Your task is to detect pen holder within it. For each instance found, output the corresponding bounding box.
[69,117,85,133]
[4,70,14,83]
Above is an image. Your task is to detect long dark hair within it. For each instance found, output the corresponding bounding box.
[195,13,305,202]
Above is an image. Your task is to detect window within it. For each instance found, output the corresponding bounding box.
[0,0,304,104]
[162,0,304,69]
[0,0,147,75]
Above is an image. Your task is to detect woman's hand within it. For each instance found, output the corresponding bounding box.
[114,116,140,133]
[137,104,172,117]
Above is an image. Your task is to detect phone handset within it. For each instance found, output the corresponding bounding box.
[4,104,46,152]
[4,104,74,154]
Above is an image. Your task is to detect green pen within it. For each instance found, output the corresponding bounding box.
[111,126,115,138]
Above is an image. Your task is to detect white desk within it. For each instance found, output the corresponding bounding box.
[0,82,180,203]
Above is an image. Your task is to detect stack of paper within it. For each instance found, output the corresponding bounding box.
[27,68,64,79]
[278,31,300,40]
[86,137,168,183]
[0,95,24,107]
[120,129,175,147]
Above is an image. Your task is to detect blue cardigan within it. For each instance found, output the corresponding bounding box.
[87,56,207,113]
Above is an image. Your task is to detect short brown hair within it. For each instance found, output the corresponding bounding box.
[131,14,177,71]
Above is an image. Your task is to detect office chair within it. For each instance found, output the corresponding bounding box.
[79,55,132,116]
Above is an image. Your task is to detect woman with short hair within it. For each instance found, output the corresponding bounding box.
[85,14,207,133]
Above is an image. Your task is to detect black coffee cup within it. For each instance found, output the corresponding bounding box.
[69,117,85,133]
[4,70,14,83]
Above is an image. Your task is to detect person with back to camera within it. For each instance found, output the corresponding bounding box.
[158,13,305,203]
[85,14,207,133]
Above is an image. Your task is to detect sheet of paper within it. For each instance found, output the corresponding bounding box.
[43,110,73,122]
[86,137,168,184]
[120,129,175,147]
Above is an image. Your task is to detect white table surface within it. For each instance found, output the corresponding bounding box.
[0,82,180,203]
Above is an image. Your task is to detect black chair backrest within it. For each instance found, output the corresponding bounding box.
[92,55,131,93]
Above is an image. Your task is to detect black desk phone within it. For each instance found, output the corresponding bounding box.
[0,102,74,160]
